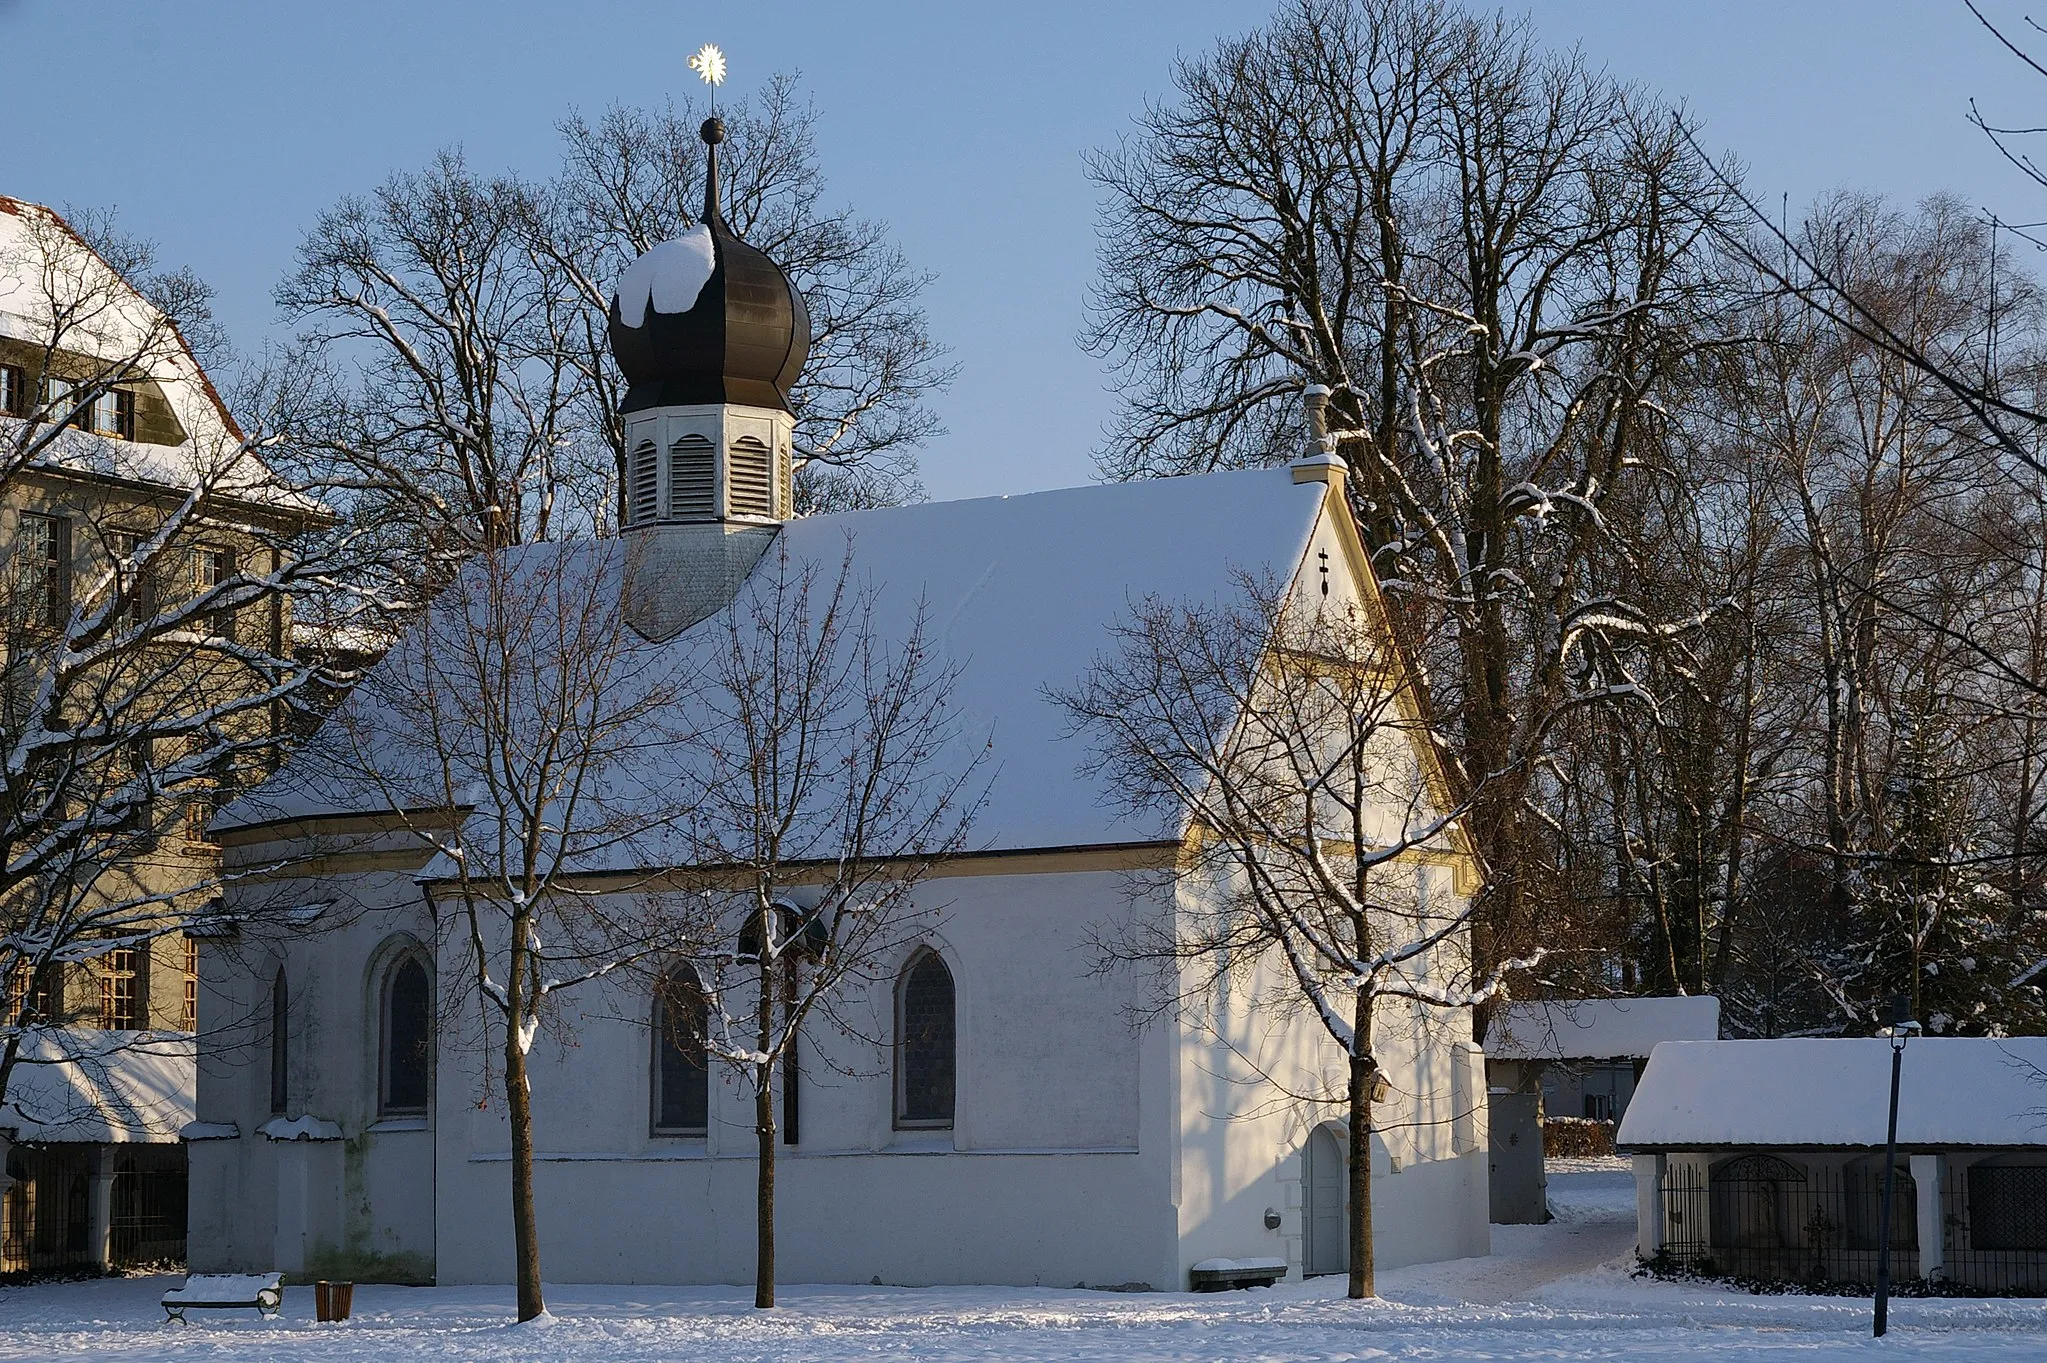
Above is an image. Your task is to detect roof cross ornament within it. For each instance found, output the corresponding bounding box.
[689,43,730,224]
[688,43,727,95]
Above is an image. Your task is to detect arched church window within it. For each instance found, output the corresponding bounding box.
[669,435,715,518]
[728,436,774,518]
[268,967,289,1116]
[894,949,955,1130]
[629,440,659,526]
[652,963,709,1135]
[381,952,433,1116]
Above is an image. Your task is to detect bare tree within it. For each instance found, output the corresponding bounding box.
[1,197,357,1127]
[300,542,695,1321]
[271,153,590,561]
[664,541,983,1308]
[1085,0,1736,986]
[1056,569,1518,1298]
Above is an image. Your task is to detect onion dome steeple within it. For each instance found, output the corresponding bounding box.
[607,117,811,414]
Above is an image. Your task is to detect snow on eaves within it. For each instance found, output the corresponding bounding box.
[222,465,1332,860]
[1617,1037,2047,1150]
[1486,996,1720,1061]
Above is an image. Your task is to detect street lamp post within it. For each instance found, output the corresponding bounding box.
[1874,993,1920,1339]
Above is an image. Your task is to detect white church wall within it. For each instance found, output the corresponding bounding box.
[431,864,1178,1287]
[1165,499,1491,1286]
[190,844,440,1280]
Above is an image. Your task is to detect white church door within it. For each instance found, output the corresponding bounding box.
[1304,1122,1349,1277]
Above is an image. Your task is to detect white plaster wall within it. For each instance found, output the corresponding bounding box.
[1169,959,1491,1286]
[433,866,1177,1287]
[188,843,440,1277]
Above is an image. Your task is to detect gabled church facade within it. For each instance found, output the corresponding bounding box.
[187,122,1490,1291]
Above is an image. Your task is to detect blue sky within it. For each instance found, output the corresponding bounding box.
[2,1,2041,502]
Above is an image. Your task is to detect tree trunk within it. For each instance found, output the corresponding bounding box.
[1346,1047,1375,1299]
[754,1059,777,1309]
[505,1017,545,1321]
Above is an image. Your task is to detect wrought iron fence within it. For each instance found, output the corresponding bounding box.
[1658,1154,2047,1294]
[109,1149,186,1267]
[0,1145,93,1274]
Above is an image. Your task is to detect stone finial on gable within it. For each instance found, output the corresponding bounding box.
[1294,384,1346,491]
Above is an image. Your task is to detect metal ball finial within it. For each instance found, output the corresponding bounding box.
[700,117,727,147]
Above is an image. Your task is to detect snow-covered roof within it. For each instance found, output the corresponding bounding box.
[222,464,1336,859]
[1486,997,1720,1061]
[0,1029,194,1144]
[1616,1038,2047,1151]
[0,195,317,515]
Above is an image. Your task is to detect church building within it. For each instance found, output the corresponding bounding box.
[187,120,1491,1291]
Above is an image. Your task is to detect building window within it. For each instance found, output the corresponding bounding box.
[84,388,135,440]
[181,936,198,1032]
[193,546,236,640]
[0,362,26,416]
[652,963,709,1135]
[727,436,774,518]
[6,963,56,1027]
[41,374,77,424]
[108,531,155,628]
[381,952,432,1116]
[11,513,68,630]
[669,435,715,519]
[629,440,658,526]
[269,967,289,1116]
[99,944,147,1031]
[894,949,955,1130]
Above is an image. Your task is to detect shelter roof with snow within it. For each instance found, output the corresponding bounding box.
[1485,996,1721,1062]
[0,1030,193,1144]
[1616,1037,2047,1151]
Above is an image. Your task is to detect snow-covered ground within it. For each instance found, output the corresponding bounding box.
[2,1166,2041,1362]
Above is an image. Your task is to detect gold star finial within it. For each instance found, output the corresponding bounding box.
[689,43,727,88]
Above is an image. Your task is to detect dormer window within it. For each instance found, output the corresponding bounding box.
[89,388,136,440]
[42,377,134,439]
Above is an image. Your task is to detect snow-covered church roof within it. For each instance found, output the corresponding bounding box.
[1617,1038,2047,1151]
[222,464,1338,860]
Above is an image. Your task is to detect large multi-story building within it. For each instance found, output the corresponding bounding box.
[0,193,322,1273]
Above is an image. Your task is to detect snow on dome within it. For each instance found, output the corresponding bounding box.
[613,226,716,329]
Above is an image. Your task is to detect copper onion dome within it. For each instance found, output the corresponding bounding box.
[608,117,811,414]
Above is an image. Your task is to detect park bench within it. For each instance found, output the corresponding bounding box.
[161,1272,284,1322]
[1188,1256,1287,1291]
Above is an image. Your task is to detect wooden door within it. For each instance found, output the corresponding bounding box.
[1305,1124,1348,1277]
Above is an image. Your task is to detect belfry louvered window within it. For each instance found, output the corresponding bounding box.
[728,436,774,518]
[669,435,716,519]
[629,441,659,526]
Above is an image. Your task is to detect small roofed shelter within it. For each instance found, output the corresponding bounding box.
[1620,1038,2047,1293]
[0,1030,193,1272]
[1481,997,1718,1225]
[1486,996,1722,1123]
